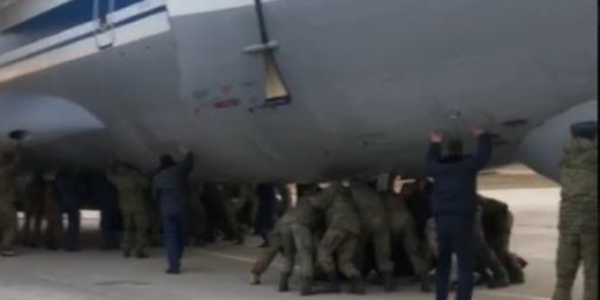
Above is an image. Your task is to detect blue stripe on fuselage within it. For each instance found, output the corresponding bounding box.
[0,0,146,55]
[0,5,167,69]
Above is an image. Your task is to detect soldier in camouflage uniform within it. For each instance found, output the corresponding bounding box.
[188,183,207,247]
[278,197,320,296]
[384,177,432,292]
[250,223,284,285]
[553,122,597,300]
[0,143,21,257]
[203,183,244,245]
[473,203,510,288]
[313,183,365,295]
[251,194,323,296]
[21,172,45,248]
[239,184,258,231]
[349,181,395,292]
[43,174,62,250]
[479,195,525,284]
[108,161,150,258]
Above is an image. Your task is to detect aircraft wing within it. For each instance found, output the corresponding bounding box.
[0,93,110,169]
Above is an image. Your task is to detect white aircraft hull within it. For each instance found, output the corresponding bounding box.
[0,0,597,182]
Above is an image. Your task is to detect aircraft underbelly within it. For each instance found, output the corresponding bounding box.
[164,0,595,180]
[0,30,184,170]
[0,0,596,182]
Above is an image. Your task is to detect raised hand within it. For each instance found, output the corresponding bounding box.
[471,127,486,137]
[431,132,443,144]
[178,145,190,154]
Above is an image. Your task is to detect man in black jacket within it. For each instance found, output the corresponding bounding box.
[154,146,194,274]
[426,128,492,300]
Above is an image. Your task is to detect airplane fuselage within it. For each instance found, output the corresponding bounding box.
[0,0,597,182]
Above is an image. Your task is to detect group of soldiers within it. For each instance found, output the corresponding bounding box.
[4,156,163,257]
[0,141,284,260]
[250,176,527,296]
[0,140,527,294]
[1,122,595,299]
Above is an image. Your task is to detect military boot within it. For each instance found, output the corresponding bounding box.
[476,270,493,286]
[250,273,261,286]
[552,289,572,300]
[488,268,510,289]
[278,273,291,292]
[517,256,529,269]
[235,235,245,246]
[419,273,432,293]
[321,273,342,294]
[349,276,366,295]
[300,277,314,296]
[508,264,526,285]
[382,272,394,292]
[135,250,149,259]
[510,272,525,285]
[46,241,58,250]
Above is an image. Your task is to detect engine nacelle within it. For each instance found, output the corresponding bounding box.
[519,100,598,181]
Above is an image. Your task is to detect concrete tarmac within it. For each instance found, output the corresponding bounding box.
[0,187,586,300]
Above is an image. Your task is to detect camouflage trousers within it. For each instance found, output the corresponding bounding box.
[252,239,282,280]
[122,211,149,253]
[251,223,315,280]
[391,218,430,277]
[356,226,394,274]
[43,199,62,249]
[318,228,360,278]
[487,233,524,282]
[252,234,282,279]
[22,199,44,246]
[553,231,597,300]
[188,198,207,246]
[0,203,17,251]
[474,222,509,281]
[147,203,162,246]
[281,224,315,278]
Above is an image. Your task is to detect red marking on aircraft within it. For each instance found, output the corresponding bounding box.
[213,99,241,109]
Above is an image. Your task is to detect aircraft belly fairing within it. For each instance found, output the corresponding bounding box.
[0,0,597,182]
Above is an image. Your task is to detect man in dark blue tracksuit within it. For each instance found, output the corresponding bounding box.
[89,173,121,250]
[255,183,278,248]
[426,129,492,300]
[56,172,82,251]
[154,147,194,274]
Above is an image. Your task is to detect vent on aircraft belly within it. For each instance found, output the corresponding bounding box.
[502,118,530,128]
[488,132,511,147]
[8,129,31,141]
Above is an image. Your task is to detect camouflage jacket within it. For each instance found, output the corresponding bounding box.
[383,192,416,232]
[108,169,149,213]
[349,183,389,232]
[0,149,21,205]
[323,187,361,236]
[276,197,318,230]
[479,196,512,239]
[558,139,598,232]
